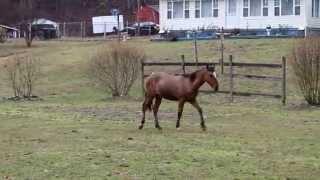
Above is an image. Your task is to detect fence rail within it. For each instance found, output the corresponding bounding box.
[226,73,282,81]
[200,90,282,98]
[142,61,282,68]
[142,61,217,66]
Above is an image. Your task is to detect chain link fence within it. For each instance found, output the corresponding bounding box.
[56,20,130,40]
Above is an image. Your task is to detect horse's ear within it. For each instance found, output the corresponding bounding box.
[207,65,215,72]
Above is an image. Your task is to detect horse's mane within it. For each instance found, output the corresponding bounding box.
[176,70,203,82]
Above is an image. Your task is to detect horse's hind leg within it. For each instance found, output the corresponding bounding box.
[176,100,185,130]
[190,100,206,131]
[139,96,153,130]
[153,96,162,130]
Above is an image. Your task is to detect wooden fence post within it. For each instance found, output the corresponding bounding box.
[104,23,107,39]
[220,27,225,74]
[141,60,145,97]
[80,21,83,38]
[63,22,66,38]
[316,56,319,97]
[83,21,86,38]
[193,31,199,67]
[229,55,234,102]
[282,56,287,105]
[181,54,186,74]
[117,14,121,42]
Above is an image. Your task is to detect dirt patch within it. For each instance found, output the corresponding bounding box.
[0,51,27,58]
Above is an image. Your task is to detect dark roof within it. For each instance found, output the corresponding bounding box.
[0,25,19,31]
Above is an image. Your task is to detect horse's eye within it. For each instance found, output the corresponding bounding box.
[209,74,214,78]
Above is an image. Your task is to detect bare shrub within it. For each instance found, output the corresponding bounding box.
[89,42,145,97]
[22,23,34,47]
[0,27,7,43]
[3,55,41,99]
[290,38,320,105]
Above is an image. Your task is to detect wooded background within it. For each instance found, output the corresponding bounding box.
[0,0,158,25]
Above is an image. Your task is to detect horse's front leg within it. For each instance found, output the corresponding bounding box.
[176,100,185,130]
[190,100,206,131]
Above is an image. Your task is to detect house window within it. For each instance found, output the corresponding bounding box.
[295,0,300,15]
[167,1,173,19]
[250,0,261,16]
[243,0,249,17]
[228,0,237,16]
[202,0,212,17]
[274,0,280,16]
[173,0,184,18]
[213,0,219,17]
[312,0,319,17]
[195,0,201,18]
[281,0,293,15]
[184,1,190,18]
[263,0,268,16]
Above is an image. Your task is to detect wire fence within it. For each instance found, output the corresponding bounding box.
[56,21,135,39]
[56,21,128,39]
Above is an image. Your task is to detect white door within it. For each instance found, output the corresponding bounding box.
[226,0,240,28]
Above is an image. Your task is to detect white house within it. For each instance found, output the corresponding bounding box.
[159,0,320,35]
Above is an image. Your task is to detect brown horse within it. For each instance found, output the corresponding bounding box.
[139,66,219,131]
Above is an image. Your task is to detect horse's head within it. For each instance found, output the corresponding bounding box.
[203,65,219,92]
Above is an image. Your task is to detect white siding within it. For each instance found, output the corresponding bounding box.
[160,0,307,30]
[306,0,320,28]
[238,0,305,29]
[160,0,225,30]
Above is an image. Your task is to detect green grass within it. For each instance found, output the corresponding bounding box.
[0,38,319,179]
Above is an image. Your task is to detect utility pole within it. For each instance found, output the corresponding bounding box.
[137,0,141,36]
[117,13,121,42]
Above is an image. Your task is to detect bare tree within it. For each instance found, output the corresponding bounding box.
[89,42,145,97]
[14,0,37,47]
[4,55,41,99]
[0,27,7,43]
[290,38,320,105]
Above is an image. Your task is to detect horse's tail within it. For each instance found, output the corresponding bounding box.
[146,96,153,112]
[144,76,156,112]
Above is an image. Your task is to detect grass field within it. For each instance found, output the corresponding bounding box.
[0,38,319,180]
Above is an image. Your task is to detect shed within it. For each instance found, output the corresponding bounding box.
[137,3,160,24]
[32,18,58,28]
[0,25,20,38]
[31,18,58,39]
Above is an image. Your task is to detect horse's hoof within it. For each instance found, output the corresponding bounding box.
[156,126,162,130]
[176,127,181,131]
[138,125,143,130]
[201,127,207,131]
